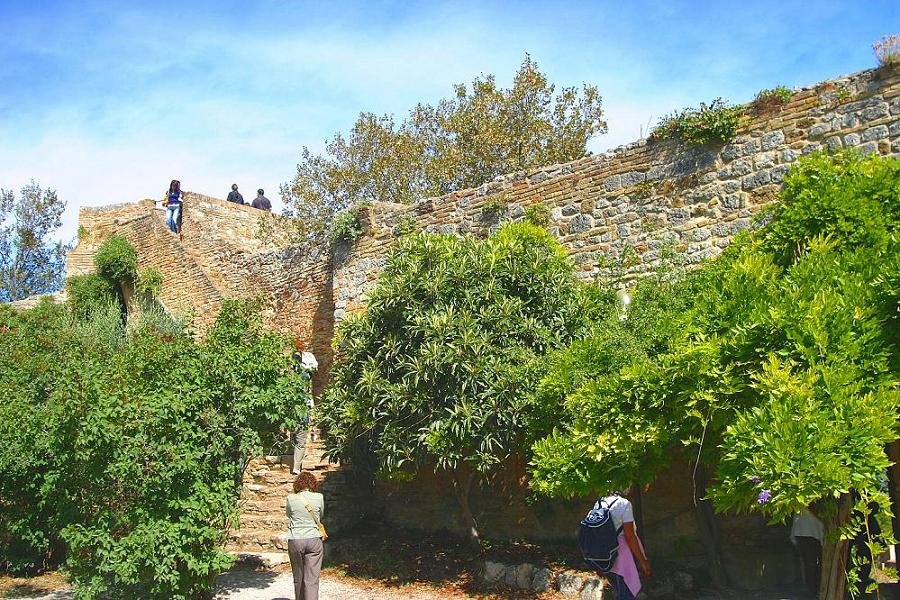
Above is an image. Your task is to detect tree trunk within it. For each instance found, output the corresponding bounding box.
[886,440,900,573]
[693,465,730,589]
[452,469,481,551]
[629,483,646,540]
[819,493,852,600]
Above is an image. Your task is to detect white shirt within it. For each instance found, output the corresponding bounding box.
[790,510,824,543]
[300,351,318,371]
[601,495,634,532]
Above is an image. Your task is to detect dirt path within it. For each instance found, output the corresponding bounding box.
[4,569,468,600]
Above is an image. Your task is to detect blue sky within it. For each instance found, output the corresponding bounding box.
[1,0,896,242]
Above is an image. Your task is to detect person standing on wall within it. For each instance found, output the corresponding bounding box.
[163,179,184,236]
[286,471,326,600]
[226,183,244,204]
[252,188,272,211]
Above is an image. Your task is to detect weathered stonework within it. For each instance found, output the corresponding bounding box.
[333,66,900,322]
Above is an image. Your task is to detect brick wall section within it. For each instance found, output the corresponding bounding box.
[333,66,900,322]
[67,194,335,392]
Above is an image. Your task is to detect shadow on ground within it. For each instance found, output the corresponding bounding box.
[322,520,583,599]
[215,564,281,597]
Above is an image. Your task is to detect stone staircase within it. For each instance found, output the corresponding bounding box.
[227,429,360,556]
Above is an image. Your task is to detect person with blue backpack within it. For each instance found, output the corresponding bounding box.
[578,491,651,599]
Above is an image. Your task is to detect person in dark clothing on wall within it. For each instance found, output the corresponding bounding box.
[252,189,272,211]
[227,183,244,204]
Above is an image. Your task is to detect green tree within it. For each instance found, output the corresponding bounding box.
[282,56,607,241]
[0,299,309,599]
[529,151,899,598]
[317,222,600,546]
[0,181,68,302]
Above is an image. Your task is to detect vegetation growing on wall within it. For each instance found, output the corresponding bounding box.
[649,98,745,145]
[283,56,607,242]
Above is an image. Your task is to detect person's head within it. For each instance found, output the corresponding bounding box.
[169,179,180,193]
[257,188,264,196]
[293,471,319,493]
[231,183,238,191]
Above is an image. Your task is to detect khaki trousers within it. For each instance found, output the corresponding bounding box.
[288,537,323,600]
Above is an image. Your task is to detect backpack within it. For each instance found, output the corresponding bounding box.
[578,496,622,573]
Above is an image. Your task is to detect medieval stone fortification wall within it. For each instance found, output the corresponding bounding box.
[333,66,899,323]
[64,65,899,585]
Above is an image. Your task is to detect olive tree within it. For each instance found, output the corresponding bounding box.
[317,222,601,546]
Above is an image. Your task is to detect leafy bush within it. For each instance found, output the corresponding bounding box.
[751,86,792,114]
[761,150,899,265]
[318,222,600,544]
[524,203,551,226]
[393,215,417,237]
[650,98,744,145]
[135,267,163,298]
[0,300,308,598]
[94,235,138,283]
[481,196,508,220]
[529,152,899,593]
[329,207,364,245]
[65,274,116,318]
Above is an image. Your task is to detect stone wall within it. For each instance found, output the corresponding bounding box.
[332,66,900,322]
[67,194,336,393]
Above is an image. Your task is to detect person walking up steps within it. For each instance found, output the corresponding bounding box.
[286,471,326,600]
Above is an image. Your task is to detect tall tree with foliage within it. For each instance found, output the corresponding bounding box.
[282,56,607,241]
[0,181,68,302]
[317,222,603,546]
[529,151,899,599]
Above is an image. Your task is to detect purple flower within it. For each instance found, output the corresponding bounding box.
[757,489,772,504]
[750,475,760,485]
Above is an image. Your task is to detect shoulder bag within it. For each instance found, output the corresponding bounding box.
[298,492,328,541]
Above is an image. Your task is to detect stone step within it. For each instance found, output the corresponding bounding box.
[238,515,290,530]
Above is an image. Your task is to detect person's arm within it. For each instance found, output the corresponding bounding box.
[623,521,651,578]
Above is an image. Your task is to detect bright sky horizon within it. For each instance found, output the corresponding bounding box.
[1,0,897,243]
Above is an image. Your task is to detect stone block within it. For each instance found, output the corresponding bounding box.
[858,141,879,155]
[824,136,842,150]
[843,132,861,146]
[808,122,831,138]
[741,171,771,190]
[558,572,585,596]
[482,560,507,583]
[761,130,785,150]
[514,563,536,589]
[862,125,889,142]
[531,567,553,592]
[861,103,890,122]
[605,175,623,192]
[720,143,742,161]
[580,577,610,599]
